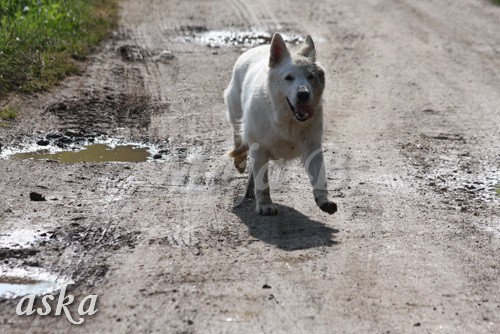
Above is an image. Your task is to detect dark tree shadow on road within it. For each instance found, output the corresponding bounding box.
[232,199,339,251]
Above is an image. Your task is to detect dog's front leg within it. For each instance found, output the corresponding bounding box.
[249,146,278,215]
[303,145,337,214]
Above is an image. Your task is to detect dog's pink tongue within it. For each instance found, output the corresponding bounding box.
[296,104,314,119]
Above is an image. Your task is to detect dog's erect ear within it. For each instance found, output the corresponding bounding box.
[299,35,316,61]
[269,33,290,67]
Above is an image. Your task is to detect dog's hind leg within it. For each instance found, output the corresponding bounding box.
[245,172,255,199]
[224,79,247,173]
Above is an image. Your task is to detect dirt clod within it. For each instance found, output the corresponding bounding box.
[29,192,46,201]
[36,139,49,146]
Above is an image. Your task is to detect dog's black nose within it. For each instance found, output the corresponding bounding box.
[297,87,310,102]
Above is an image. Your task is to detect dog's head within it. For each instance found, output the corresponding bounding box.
[268,33,325,123]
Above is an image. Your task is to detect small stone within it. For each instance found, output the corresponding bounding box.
[46,133,62,139]
[29,192,46,201]
[159,50,175,60]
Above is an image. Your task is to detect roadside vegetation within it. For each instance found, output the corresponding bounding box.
[0,105,18,127]
[0,0,119,99]
[0,105,17,119]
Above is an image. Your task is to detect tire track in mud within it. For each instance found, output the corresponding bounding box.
[44,93,155,138]
[298,2,406,325]
[368,0,500,223]
[304,0,499,330]
[51,167,142,283]
[223,0,275,29]
[395,0,500,65]
[212,0,281,32]
[223,0,254,27]
[113,1,261,227]
[332,1,499,329]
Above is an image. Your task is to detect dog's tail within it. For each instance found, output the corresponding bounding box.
[228,143,249,174]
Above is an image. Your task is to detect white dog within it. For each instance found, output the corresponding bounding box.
[225,33,337,215]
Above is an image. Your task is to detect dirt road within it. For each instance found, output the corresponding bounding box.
[1,0,499,332]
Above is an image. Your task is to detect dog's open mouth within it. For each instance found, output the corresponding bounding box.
[286,97,313,122]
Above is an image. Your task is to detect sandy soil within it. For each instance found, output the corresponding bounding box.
[0,0,499,333]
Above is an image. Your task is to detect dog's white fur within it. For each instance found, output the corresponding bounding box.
[225,33,337,215]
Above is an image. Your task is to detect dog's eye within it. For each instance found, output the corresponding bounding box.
[307,74,315,80]
[284,75,294,81]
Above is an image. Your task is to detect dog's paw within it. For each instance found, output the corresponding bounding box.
[229,145,248,174]
[235,158,246,173]
[256,204,278,215]
[319,201,337,214]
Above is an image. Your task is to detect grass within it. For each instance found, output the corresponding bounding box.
[0,0,119,99]
[0,105,18,120]
[492,0,500,5]
[0,105,18,126]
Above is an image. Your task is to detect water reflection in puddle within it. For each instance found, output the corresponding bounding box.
[11,144,150,163]
[0,268,68,298]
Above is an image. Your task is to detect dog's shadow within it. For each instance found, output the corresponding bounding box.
[232,199,339,251]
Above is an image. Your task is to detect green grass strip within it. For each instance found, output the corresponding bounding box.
[0,0,119,98]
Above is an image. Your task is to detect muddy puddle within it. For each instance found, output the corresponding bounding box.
[0,132,160,163]
[11,143,150,163]
[0,276,59,298]
[179,28,305,48]
[0,268,68,299]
